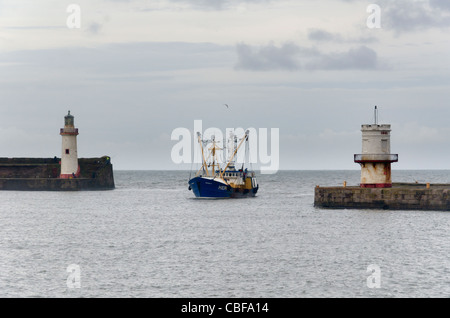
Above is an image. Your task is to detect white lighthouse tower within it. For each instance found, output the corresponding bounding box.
[354,106,398,188]
[60,111,80,179]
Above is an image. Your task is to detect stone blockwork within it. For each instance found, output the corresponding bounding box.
[0,156,114,191]
[314,183,450,211]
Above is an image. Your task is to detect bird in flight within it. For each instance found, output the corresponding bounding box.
[224,104,229,108]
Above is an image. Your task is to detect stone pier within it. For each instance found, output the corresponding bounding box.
[0,156,115,191]
[314,183,450,211]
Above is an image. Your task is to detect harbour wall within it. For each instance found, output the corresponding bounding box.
[314,183,450,211]
[0,156,114,191]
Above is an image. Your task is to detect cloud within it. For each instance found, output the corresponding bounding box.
[429,0,450,11]
[383,0,450,33]
[234,42,302,71]
[307,29,343,42]
[169,0,234,10]
[338,0,450,33]
[307,29,378,44]
[86,22,102,35]
[235,42,381,71]
[394,122,450,145]
[2,26,65,30]
[129,0,273,10]
[305,45,379,70]
[0,42,234,80]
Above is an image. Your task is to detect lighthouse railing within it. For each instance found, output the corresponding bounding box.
[354,154,398,163]
[60,128,78,134]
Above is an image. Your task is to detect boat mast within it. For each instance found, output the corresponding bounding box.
[211,135,215,175]
[227,131,236,169]
[208,135,222,176]
[197,132,209,176]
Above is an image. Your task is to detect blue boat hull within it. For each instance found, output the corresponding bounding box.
[188,177,258,198]
[188,177,232,198]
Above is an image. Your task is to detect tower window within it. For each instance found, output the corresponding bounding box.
[65,149,70,154]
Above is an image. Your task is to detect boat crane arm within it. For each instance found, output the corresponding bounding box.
[219,130,249,180]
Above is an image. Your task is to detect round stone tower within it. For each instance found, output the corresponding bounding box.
[60,111,80,178]
[354,107,398,188]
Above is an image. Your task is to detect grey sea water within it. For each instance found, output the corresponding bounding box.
[0,170,449,298]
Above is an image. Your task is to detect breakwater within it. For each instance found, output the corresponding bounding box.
[314,183,450,211]
[0,156,114,191]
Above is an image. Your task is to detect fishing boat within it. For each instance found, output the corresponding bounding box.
[188,130,259,198]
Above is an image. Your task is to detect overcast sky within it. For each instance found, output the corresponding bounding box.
[1,0,450,170]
